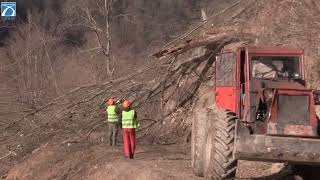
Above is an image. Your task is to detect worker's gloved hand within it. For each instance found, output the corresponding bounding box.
[116,98,125,105]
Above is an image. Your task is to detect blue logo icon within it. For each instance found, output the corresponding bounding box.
[1,2,16,20]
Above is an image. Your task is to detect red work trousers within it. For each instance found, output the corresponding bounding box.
[122,128,136,158]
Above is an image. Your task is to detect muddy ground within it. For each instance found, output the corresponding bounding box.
[2,138,298,180]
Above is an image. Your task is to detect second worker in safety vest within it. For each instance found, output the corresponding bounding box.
[121,100,139,159]
[106,98,121,146]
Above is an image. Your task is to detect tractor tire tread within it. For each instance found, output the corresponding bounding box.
[211,110,237,180]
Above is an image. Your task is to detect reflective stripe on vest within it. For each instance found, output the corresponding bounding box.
[107,105,118,122]
[122,110,137,128]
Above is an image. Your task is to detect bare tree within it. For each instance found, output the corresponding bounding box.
[4,11,61,105]
[67,0,116,84]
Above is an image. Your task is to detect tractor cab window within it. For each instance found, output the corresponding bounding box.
[251,56,300,79]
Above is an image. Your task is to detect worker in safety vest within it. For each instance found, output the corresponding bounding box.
[106,98,120,146]
[121,100,138,159]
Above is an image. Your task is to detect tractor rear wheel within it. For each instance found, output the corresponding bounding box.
[203,114,215,177]
[191,110,210,176]
[205,110,238,180]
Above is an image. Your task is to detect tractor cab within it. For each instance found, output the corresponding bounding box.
[214,46,320,164]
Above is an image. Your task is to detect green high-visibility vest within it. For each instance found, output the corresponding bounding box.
[122,110,138,128]
[107,105,118,123]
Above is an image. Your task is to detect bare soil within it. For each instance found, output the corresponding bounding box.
[3,142,201,180]
[2,140,297,180]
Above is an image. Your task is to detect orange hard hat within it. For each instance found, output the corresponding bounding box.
[107,98,114,105]
[122,100,130,108]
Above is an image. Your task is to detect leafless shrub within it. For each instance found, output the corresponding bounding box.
[5,12,61,104]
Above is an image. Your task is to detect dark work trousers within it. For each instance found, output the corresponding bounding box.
[122,128,136,158]
[108,122,118,146]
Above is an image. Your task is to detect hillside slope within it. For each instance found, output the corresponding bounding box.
[1,0,320,179]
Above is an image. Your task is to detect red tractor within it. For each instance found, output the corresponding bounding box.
[191,46,320,179]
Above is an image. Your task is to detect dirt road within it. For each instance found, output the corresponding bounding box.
[4,142,201,180]
[2,140,299,180]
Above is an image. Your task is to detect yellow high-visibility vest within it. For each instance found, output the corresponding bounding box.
[107,105,117,123]
[122,110,138,128]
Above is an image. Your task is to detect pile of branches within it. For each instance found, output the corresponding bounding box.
[1,0,259,162]
[0,33,251,155]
